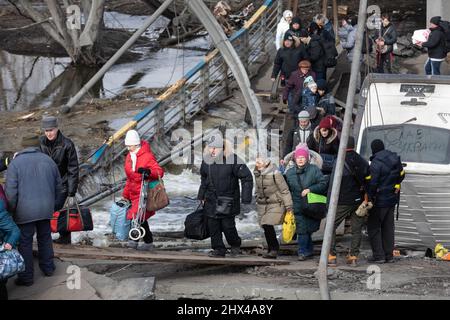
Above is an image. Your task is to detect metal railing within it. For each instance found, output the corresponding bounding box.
[79,0,280,199]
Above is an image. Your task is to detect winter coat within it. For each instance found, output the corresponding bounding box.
[377,23,397,54]
[283,149,323,173]
[307,34,326,73]
[422,26,447,59]
[368,149,405,208]
[284,124,313,157]
[339,24,360,62]
[0,187,20,248]
[301,87,319,109]
[254,163,293,226]
[276,18,291,50]
[122,140,164,220]
[40,131,79,196]
[318,92,336,116]
[307,126,339,156]
[323,20,335,42]
[5,148,62,225]
[283,69,316,102]
[328,150,370,206]
[285,163,328,234]
[198,153,253,219]
[272,44,309,81]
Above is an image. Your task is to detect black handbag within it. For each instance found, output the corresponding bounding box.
[184,205,210,240]
[296,173,327,220]
[208,165,234,217]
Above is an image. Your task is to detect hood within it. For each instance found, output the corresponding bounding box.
[254,162,277,177]
[136,140,152,157]
[371,149,399,167]
[313,126,338,144]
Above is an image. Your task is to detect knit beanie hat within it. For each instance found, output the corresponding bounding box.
[125,130,141,146]
[294,144,310,159]
[319,117,333,130]
[283,10,293,20]
[284,33,294,42]
[430,16,441,26]
[316,79,327,91]
[371,139,385,155]
[207,134,224,148]
[304,75,315,86]
[298,110,310,120]
[291,17,302,27]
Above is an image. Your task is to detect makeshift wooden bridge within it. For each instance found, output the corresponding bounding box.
[39,244,290,266]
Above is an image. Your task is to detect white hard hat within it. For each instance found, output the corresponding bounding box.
[125,130,141,146]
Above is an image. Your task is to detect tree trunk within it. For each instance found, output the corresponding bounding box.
[16,0,105,66]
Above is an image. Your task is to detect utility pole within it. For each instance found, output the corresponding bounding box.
[322,0,328,16]
[317,0,368,300]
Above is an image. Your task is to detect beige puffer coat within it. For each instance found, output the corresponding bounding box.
[254,163,293,226]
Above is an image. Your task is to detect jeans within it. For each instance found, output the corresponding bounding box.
[367,206,395,260]
[298,233,314,256]
[18,220,55,283]
[330,204,365,256]
[425,58,442,75]
[208,216,241,254]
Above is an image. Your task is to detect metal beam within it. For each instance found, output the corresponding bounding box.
[317,0,368,300]
[61,0,174,113]
[185,0,263,129]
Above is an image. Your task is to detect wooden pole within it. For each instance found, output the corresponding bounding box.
[333,0,338,43]
[292,0,299,16]
[322,0,328,16]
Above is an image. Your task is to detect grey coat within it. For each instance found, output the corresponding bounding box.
[5,148,62,225]
[339,24,361,62]
[254,163,293,226]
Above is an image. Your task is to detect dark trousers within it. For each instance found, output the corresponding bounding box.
[18,220,55,283]
[376,52,392,73]
[132,220,153,244]
[55,191,71,241]
[367,206,395,260]
[0,279,7,300]
[262,224,279,252]
[330,204,365,256]
[208,217,241,253]
[425,58,443,75]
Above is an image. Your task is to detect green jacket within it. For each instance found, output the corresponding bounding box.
[285,163,328,234]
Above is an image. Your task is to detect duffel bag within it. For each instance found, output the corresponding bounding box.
[184,205,210,240]
[51,199,93,233]
[0,246,25,280]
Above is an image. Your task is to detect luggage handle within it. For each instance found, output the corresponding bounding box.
[63,197,84,231]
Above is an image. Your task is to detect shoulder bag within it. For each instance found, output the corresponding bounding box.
[146,175,170,212]
[296,172,327,220]
[208,165,234,217]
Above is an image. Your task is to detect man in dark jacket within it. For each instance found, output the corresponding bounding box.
[40,116,79,244]
[419,16,447,75]
[316,79,336,116]
[5,135,62,286]
[367,139,405,264]
[271,33,308,87]
[328,137,370,266]
[198,134,253,258]
[375,13,397,73]
[301,24,327,80]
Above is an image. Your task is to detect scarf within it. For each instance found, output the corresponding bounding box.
[130,147,141,172]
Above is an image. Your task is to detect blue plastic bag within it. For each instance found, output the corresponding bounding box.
[109,202,131,241]
[0,246,25,280]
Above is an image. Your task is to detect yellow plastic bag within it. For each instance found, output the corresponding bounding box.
[282,210,296,243]
[435,243,450,261]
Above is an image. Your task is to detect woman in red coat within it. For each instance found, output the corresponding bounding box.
[122,130,164,250]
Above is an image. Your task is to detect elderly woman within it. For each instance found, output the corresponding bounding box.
[307,117,340,173]
[254,158,293,259]
[275,10,293,50]
[122,130,164,251]
[285,145,328,260]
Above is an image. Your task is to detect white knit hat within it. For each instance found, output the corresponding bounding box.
[125,130,140,146]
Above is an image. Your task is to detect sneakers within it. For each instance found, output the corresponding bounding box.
[346,255,358,266]
[208,250,226,258]
[126,240,138,249]
[262,251,278,259]
[328,254,337,267]
[367,256,385,264]
[15,278,33,287]
[229,247,241,258]
[137,243,154,251]
[298,254,313,261]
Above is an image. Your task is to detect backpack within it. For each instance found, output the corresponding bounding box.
[438,20,450,54]
[320,33,338,68]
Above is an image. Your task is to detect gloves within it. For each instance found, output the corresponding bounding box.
[282,99,288,105]
[137,167,151,178]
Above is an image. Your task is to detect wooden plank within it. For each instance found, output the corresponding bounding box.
[40,244,290,266]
